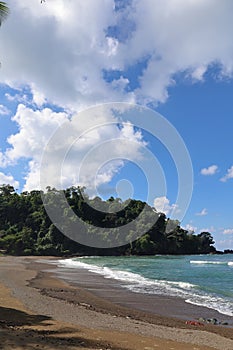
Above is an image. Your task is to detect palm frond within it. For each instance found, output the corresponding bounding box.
[0,2,9,25]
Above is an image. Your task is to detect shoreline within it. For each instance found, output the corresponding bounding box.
[44,257,233,325]
[0,255,232,350]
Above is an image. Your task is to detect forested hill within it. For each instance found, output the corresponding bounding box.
[0,184,216,256]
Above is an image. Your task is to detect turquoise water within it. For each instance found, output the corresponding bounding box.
[58,254,233,316]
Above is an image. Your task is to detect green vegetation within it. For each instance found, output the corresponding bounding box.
[0,184,216,256]
[0,1,10,25]
[0,1,9,25]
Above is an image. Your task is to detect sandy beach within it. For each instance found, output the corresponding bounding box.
[0,256,232,350]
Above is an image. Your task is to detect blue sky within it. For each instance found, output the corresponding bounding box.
[0,0,233,250]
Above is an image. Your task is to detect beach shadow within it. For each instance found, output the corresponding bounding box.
[0,306,120,349]
[0,326,120,349]
[0,306,52,327]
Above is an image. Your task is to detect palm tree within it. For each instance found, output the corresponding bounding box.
[0,2,9,25]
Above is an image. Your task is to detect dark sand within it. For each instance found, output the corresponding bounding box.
[0,256,232,350]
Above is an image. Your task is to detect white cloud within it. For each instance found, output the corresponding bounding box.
[1,0,233,197]
[2,104,146,192]
[0,0,134,110]
[5,104,68,165]
[191,65,207,81]
[201,165,218,176]
[218,239,233,250]
[183,223,216,235]
[31,85,46,107]
[220,165,233,182]
[5,92,29,104]
[0,104,10,116]
[223,228,233,235]
[184,223,198,234]
[1,1,233,107]
[198,226,216,234]
[0,152,7,167]
[196,208,208,216]
[183,224,217,235]
[0,172,19,189]
[117,0,233,104]
[153,196,179,217]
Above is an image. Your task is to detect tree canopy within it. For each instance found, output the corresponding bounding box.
[0,184,216,256]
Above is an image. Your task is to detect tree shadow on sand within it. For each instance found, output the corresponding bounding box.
[0,306,52,327]
[0,306,120,349]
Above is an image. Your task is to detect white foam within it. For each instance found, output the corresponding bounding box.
[190,260,226,265]
[58,259,197,297]
[57,258,233,317]
[185,296,233,317]
[228,262,233,266]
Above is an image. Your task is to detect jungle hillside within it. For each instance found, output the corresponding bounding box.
[0,184,216,256]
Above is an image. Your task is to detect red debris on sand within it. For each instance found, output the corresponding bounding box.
[185,320,204,326]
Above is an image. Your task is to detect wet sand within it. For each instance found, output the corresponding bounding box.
[46,259,233,325]
[0,255,232,350]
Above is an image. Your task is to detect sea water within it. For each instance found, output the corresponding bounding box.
[57,254,233,317]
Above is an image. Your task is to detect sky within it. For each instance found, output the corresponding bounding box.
[0,0,233,250]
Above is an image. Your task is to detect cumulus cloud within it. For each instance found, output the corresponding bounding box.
[220,165,233,182]
[218,239,233,250]
[1,1,233,107]
[196,208,208,216]
[2,104,146,192]
[184,223,198,234]
[201,165,218,176]
[0,0,134,110]
[5,92,29,104]
[5,104,68,165]
[41,110,146,194]
[1,0,233,198]
[0,172,19,188]
[31,85,46,107]
[223,228,233,235]
[198,226,216,234]
[153,196,179,217]
[184,224,216,235]
[115,0,233,103]
[0,104,10,116]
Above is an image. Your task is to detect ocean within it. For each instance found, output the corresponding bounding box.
[56,254,233,317]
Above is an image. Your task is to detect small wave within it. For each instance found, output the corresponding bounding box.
[57,258,233,317]
[58,259,145,282]
[58,259,196,293]
[185,296,233,317]
[228,262,233,266]
[190,260,226,265]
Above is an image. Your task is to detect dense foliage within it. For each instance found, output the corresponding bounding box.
[0,184,216,256]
